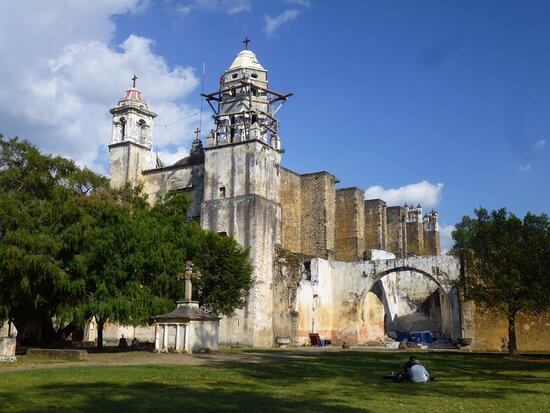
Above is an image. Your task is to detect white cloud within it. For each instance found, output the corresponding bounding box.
[364,181,444,208]
[535,139,546,149]
[177,0,252,15]
[285,0,311,7]
[176,4,192,15]
[0,1,200,173]
[156,146,190,165]
[440,224,455,254]
[518,163,532,172]
[264,9,301,36]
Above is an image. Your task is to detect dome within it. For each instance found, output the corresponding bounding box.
[228,49,266,71]
[122,87,144,101]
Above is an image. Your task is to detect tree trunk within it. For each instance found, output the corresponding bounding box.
[97,318,105,351]
[508,311,518,356]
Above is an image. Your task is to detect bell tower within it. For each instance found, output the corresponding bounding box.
[108,76,157,188]
[201,40,292,347]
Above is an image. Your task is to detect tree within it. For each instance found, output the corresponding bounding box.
[0,135,253,349]
[148,193,254,316]
[0,136,107,344]
[452,208,550,355]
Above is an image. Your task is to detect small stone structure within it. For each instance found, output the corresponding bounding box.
[153,261,220,353]
[0,321,17,362]
[0,337,16,362]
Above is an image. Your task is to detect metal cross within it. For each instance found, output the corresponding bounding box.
[243,37,250,49]
[194,128,201,140]
[132,75,137,88]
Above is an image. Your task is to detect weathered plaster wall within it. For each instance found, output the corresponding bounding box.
[379,273,441,333]
[202,140,281,347]
[189,320,219,352]
[364,199,387,251]
[0,337,16,362]
[468,306,550,352]
[335,188,365,262]
[141,163,204,218]
[87,320,154,345]
[108,141,157,189]
[272,249,310,341]
[293,255,462,345]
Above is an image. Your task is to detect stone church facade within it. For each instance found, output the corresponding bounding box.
[105,45,550,351]
[107,46,459,348]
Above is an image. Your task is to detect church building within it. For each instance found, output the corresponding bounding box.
[107,42,458,348]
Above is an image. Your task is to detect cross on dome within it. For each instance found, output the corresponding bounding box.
[243,37,250,49]
[132,75,137,88]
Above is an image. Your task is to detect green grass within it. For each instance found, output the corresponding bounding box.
[0,351,549,412]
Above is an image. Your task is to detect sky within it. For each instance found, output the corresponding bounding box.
[1,0,549,252]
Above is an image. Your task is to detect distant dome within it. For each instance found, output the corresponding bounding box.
[228,49,265,71]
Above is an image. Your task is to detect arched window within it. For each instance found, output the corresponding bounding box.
[138,119,146,142]
[120,117,126,140]
[230,115,235,142]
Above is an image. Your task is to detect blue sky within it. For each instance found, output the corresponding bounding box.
[1,1,549,250]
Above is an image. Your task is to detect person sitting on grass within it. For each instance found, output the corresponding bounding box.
[389,356,432,383]
[407,357,431,383]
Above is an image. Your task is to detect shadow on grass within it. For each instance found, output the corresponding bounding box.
[1,351,548,412]
[202,351,550,400]
[0,380,366,413]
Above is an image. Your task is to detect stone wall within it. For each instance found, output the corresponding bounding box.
[280,168,302,253]
[280,172,441,263]
[142,163,204,219]
[406,220,424,255]
[335,187,365,262]
[272,249,311,342]
[299,172,336,258]
[423,228,441,256]
[108,141,157,189]
[0,337,16,362]
[202,140,281,347]
[386,206,407,258]
[467,306,550,353]
[364,199,387,251]
[292,255,462,345]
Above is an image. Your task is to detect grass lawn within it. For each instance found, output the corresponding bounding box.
[0,351,549,412]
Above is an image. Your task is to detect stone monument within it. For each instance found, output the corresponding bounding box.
[0,321,17,362]
[153,261,220,353]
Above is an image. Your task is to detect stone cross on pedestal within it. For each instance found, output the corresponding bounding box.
[177,261,201,302]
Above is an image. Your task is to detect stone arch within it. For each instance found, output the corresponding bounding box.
[357,265,459,343]
[369,266,444,292]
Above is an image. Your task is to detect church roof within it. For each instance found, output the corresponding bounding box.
[121,87,145,102]
[228,49,266,71]
[153,301,219,322]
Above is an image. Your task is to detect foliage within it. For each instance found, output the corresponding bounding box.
[0,135,252,347]
[452,207,550,354]
[149,193,253,317]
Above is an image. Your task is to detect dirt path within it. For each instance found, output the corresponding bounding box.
[0,349,325,373]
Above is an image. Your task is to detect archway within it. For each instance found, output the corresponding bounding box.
[357,267,457,344]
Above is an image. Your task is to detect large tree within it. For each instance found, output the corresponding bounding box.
[0,136,107,344]
[0,136,253,348]
[452,208,550,355]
